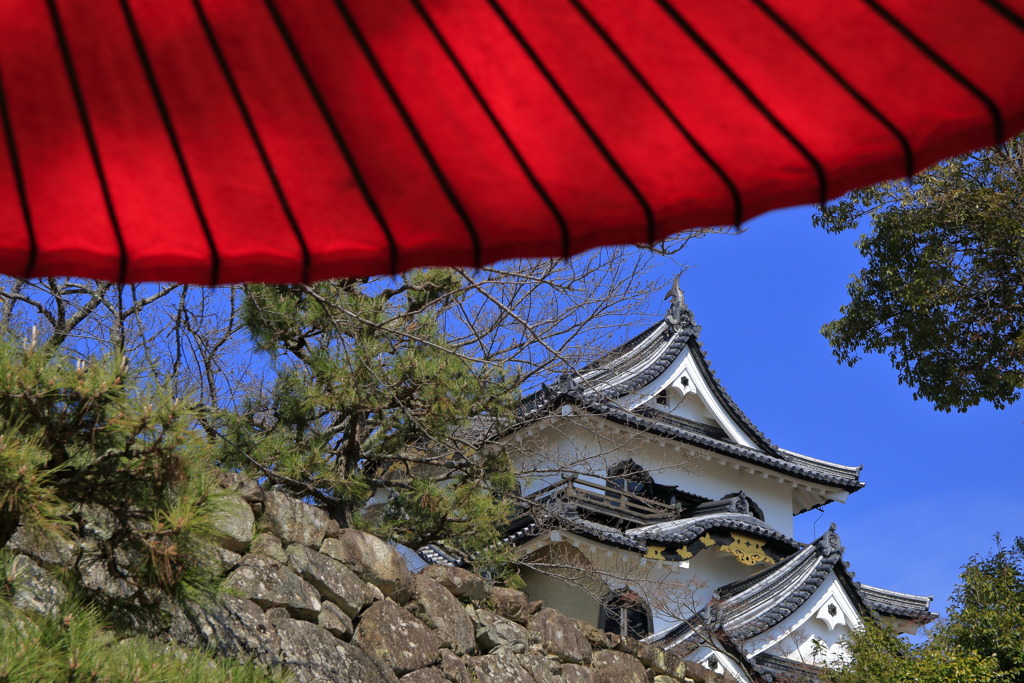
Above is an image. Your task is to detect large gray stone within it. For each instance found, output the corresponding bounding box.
[353,599,440,676]
[685,660,728,682]
[400,669,449,683]
[520,654,562,683]
[224,554,320,620]
[318,601,353,640]
[216,471,266,505]
[211,494,254,554]
[528,608,591,665]
[467,650,536,683]
[590,650,648,683]
[613,634,640,656]
[287,544,375,617]
[274,616,398,683]
[77,549,134,601]
[168,596,280,663]
[419,565,489,602]
[6,525,75,570]
[408,575,477,655]
[472,607,528,655]
[573,619,613,650]
[263,607,290,620]
[560,663,595,683]
[250,532,288,564]
[439,648,471,683]
[321,530,412,603]
[77,503,117,542]
[263,491,331,548]
[487,586,530,624]
[7,555,66,616]
[637,642,687,678]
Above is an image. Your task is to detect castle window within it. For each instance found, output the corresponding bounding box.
[599,590,651,639]
[607,459,652,498]
[655,389,668,406]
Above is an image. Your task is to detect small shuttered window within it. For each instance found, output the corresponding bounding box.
[599,591,651,639]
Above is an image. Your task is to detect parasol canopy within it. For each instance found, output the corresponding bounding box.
[0,0,1022,284]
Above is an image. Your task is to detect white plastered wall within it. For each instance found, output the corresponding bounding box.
[619,346,757,449]
[741,572,860,667]
[516,532,778,638]
[517,541,604,626]
[510,418,796,537]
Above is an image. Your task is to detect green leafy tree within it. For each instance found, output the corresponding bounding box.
[814,136,1024,412]
[218,271,520,561]
[943,536,1024,677]
[827,536,1024,682]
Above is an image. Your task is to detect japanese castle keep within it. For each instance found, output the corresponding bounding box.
[421,280,934,681]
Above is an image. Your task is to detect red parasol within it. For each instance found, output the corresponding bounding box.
[0,0,1021,284]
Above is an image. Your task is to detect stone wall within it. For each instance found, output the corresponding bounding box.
[3,473,735,683]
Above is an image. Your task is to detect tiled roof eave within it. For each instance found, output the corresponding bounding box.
[519,300,867,485]
[629,513,802,551]
[688,334,782,456]
[715,532,936,641]
[854,582,936,620]
[584,402,863,492]
[505,517,646,554]
[579,323,694,398]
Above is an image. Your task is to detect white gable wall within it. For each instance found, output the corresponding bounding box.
[742,572,859,667]
[690,646,752,683]
[620,346,757,449]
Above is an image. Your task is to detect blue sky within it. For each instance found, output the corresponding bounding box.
[633,205,1023,620]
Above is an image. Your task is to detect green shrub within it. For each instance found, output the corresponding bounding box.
[0,596,290,682]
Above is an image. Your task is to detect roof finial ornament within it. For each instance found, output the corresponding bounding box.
[664,274,691,329]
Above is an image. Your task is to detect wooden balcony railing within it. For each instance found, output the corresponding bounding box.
[524,475,679,526]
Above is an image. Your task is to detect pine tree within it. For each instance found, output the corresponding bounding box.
[219,271,519,561]
[0,338,229,602]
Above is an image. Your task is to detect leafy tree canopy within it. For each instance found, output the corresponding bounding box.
[814,137,1024,412]
[827,536,1024,682]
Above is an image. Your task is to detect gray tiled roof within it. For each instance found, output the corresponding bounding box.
[416,514,646,570]
[752,652,821,682]
[857,583,935,619]
[523,296,777,452]
[517,296,864,493]
[562,517,646,551]
[627,511,800,550]
[417,543,467,568]
[578,400,863,492]
[651,525,936,649]
[528,507,797,560]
